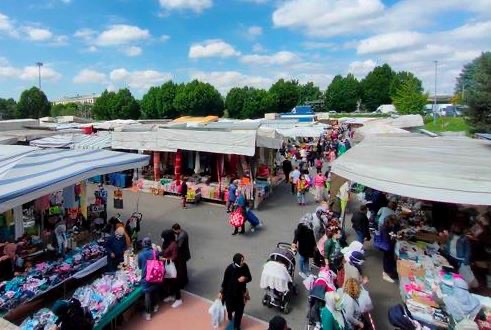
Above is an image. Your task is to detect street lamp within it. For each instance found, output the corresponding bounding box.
[35,62,43,89]
[433,60,438,123]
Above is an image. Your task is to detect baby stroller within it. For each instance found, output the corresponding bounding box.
[260,242,297,314]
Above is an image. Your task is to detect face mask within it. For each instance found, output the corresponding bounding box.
[234,263,242,268]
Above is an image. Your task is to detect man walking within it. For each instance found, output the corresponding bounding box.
[282,158,292,186]
[220,253,252,330]
[289,167,301,195]
[351,204,371,244]
[226,180,237,213]
[172,223,190,288]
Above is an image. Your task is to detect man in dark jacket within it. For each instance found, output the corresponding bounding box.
[282,158,293,185]
[351,204,371,243]
[292,220,316,279]
[172,223,190,288]
[220,253,252,330]
[52,298,94,330]
[105,226,127,272]
[180,177,188,209]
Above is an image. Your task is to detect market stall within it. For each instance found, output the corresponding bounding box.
[19,250,142,330]
[112,126,284,208]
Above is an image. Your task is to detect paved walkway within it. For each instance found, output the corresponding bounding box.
[121,291,267,330]
[93,180,400,329]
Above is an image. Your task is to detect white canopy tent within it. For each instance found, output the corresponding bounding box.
[275,125,327,138]
[331,135,491,205]
[0,145,150,212]
[29,133,112,150]
[112,129,258,156]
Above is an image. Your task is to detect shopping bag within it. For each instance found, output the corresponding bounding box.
[459,264,479,288]
[358,287,373,313]
[229,209,245,227]
[373,231,390,252]
[303,274,316,291]
[145,250,164,283]
[164,260,177,279]
[208,299,226,329]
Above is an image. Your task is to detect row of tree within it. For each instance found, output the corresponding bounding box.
[456,52,491,133]
[2,63,427,121]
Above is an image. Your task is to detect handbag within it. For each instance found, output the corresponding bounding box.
[145,250,164,283]
[164,259,177,279]
[373,230,390,252]
[358,287,374,313]
[229,209,245,228]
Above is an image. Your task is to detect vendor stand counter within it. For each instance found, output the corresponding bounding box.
[93,286,143,330]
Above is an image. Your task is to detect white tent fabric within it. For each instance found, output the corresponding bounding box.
[112,129,257,156]
[331,135,491,205]
[0,145,150,212]
[30,133,112,150]
[276,126,326,138]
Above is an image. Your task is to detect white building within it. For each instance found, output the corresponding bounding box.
[52,94,99,105]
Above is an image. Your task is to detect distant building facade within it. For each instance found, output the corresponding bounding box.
[52,94,99,105]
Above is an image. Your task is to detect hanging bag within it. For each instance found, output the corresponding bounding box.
[373,230,390,252]
[229,209,245,228]
[164,259,177,279]
[145,250,164,283]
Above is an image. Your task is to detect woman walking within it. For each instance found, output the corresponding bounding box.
[292,215,316,279]
[296,174,308,206]
[161,229,183,308]
[313,171,327,202]
[220,253,252,330]
[138,238,160,321]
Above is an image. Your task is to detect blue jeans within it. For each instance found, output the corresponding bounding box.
[297,192,305,204]
[299,254,310,274]
[355,230,365,243]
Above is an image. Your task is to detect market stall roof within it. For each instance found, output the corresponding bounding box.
[29,133,112,150]
[275,125,327,138]
[331,135,491,205]
[0,145,150,212]
[111,128,257,156]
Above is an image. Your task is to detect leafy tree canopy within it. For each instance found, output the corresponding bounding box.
[17,87,51,119]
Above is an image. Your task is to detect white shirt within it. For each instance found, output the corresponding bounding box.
[449,235,460,259]
[290,169,301,184]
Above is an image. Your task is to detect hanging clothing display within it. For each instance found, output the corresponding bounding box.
[63,186,77,209]
[14,206,23,239]
[194,152,202,174]
[113,189,123,209]
[34,195,50,212]
[79,181,87,219]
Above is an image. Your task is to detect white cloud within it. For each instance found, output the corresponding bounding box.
[86,45,98,53]
[122,46,142,57]
[446,21,491,41]
[241,0,269,3]
[240,51,300,65]
[74,28,97,41]
[159,34,171,42]
[272,0,384,37]
[73,69,107,84]
[109,68,172,90]
[0,12,18,37]
[49,35,69,46]
[190,71,272,94]
[302,41,336,50]
[23,26,53,41]
[246,26,263,39]
[158,0,212,13]
[357,31,424,55]
[252,43,266,53]
[20,65,62,81]
[95,24,150,46]
[348,60,376,79]
[189,39,240,58]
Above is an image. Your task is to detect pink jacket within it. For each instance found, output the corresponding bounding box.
[314,175,326,188]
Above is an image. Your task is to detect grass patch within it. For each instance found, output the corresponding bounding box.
[423,117,469,133]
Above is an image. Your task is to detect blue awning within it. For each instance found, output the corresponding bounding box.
[0,145,149,212]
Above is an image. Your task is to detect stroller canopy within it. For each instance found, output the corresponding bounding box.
[260,261,292,293]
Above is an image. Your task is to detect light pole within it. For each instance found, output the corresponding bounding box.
[36,62,43,89]
[433,60,438,123]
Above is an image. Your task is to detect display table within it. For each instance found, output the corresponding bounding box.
[94,286,143,330]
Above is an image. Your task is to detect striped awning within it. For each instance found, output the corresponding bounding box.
[0,145,149,212]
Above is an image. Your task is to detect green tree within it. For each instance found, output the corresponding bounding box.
[115,88,140,119]
[465,52,491,133]
[390,71,422,98]
[17,87,51,118]
[225,87,247,119]
[140,81,179,119]
[360,64,395,112]
[173,80,224,117]
[298,82,322,104]
[93,90,117,120]
[325,74,360,112]
[455,53,490,104]
[392,78,428,115]
[51,102,79,117]
[0,98,17,119]
[269,79,299,113]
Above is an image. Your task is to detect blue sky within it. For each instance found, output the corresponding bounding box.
[0,0,490,100]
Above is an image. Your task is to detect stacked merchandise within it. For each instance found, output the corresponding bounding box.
[0,243,105,313]
[20,251,141,330]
